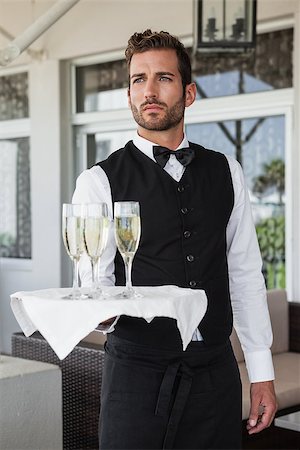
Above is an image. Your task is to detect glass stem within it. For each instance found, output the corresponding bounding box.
[91,258,98,297]
[95,258,101,291]
[125,256,133,292]
[90,258,95,287]
[72,258,81,299]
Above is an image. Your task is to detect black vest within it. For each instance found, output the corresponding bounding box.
[98,141,234,349]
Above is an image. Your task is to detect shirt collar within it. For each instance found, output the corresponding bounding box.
[132,131,189,162]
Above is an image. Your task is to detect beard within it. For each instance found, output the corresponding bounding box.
[130,97,185,131]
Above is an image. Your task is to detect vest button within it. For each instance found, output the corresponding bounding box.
[177,185,185,192]
[189,280,197,288]
[184,230,191,238]
[181,207,188,214]
[187,254,194,262]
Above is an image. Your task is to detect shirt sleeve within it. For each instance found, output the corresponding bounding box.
[226,155,275,383]
[72,166,116,288]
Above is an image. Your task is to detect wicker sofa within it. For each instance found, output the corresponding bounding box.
[230,288,300,420]
[11,289,299,450]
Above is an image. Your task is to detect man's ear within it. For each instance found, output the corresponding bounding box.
[185,82,196,108]
[127,88,131,107]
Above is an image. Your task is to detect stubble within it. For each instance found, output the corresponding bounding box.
[130,98,185,131]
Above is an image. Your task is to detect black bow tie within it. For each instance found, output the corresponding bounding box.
[153,146,195,168]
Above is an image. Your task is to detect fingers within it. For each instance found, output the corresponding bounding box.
[247,395,260,430]
[247,404,275,434]
[247,381,278,435]
[247,393,261,433]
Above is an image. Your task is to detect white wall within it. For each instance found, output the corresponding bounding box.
[258,0,299,21]
[30,60,61,284]
[0,0,193,64]
[1,0,299,64]
[0,60,62,353]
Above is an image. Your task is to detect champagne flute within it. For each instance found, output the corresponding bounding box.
[82,203,109,299]
[62,203,84,300]
[114,201,141,298]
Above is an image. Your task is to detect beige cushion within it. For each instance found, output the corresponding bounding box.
[267,289,289,354]
[239,352,300,420]
[83,330,106,346]
[273,352,300,409]
[230,328,244,363]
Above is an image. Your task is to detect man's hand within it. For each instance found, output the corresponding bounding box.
[95,317,117,331]
[247,380,277,434]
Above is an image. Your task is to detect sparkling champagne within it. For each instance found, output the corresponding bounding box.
[115,215,141,258]
[63,216,84,260]
[83,216,109,259]
[113,201,141,298]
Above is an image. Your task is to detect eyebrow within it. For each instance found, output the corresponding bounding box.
[131,72,145,79]
[130,71,176,79]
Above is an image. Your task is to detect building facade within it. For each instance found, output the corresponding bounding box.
[0,0,300,353]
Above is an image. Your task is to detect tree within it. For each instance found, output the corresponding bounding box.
[193,70,265,166]
[256,216,285,289]
[252,159,285,205]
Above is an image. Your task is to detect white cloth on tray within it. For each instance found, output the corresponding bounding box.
[11,285,207,360]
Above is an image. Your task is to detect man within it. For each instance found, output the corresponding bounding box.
[73,30,277,449]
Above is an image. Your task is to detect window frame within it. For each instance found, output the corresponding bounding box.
[0,68,31,268]
[185,89,293,298]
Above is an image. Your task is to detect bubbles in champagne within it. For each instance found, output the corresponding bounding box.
[115,215,141,257]
[83,216,109,259]
[63,216,84,260]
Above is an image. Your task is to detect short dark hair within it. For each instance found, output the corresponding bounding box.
[125,29,192,90]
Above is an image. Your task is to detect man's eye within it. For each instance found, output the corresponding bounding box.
[160,76,172,81]
[133,78,144,84]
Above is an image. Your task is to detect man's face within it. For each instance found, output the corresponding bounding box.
[128,49,188,132]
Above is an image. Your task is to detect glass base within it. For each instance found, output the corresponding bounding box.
[61,290,88,300]
[114,288,142,299]
[87,288,111,300]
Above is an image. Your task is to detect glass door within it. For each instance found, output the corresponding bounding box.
[74,128,135,178]
[73,93,293,296]
[186,114,287,290]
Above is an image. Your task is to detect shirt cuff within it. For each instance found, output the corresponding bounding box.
[244,349,275,383]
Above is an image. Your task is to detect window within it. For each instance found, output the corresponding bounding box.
[74,29,293,114]
[73,28,293,294]
[186,115,286,289]
[75,59,128,113]
[0,72,29,120]
[0,72,31,259]
[192,28,293,98]
[0,137,31,258]
[74,128,135,178]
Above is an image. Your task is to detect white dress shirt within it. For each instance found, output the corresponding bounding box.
[72,132,275,383]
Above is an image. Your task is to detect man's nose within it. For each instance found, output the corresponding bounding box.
[144,79,158,99]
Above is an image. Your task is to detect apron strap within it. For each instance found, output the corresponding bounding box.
[155,361,194,449]
[155,362,181,417]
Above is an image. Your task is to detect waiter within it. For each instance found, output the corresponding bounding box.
[73,29,277,449]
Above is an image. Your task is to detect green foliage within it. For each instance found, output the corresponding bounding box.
[252,159,285,204]
[256,215,285,289]
[0,232,17,257]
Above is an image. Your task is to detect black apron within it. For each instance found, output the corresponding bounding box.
[99,335,242,450]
